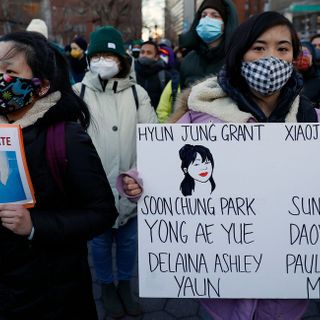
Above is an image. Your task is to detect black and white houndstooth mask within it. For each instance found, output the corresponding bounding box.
[241,56,293,96]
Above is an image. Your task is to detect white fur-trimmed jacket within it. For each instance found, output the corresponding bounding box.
[170,76,307,124]
[74,72,158,227]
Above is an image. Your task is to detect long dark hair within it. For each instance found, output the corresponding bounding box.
[0,31,90,128]
[224,11,301,90]
[179,144,215,196]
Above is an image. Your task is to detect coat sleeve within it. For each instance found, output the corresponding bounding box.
[30,122,118,244]
[156,81,173,123]
[72,82,81,95]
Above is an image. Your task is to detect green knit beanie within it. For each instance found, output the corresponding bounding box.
[87,26,126,58]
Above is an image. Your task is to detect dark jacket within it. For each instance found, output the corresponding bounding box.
[179,0,238,89]
[299,41,320,108]
[68,54,88,83]
[301,67,320,109]
[0,94,118,320]
[135,59,171,108]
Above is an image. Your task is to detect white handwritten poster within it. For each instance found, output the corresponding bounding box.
[137,123,320,299]
[0,125,35,207]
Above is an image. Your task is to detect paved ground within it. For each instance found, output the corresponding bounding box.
[88,246,320,320]
[88,246,209,320]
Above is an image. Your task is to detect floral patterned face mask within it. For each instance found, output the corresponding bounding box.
[0,73,41,115]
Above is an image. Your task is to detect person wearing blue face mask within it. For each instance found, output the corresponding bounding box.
[196,9,224,44]
[311,34,320,73]
[179,0,238,89]
[156,0,238,123]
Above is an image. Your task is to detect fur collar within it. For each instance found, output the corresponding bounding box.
[171,77,300,123]
[0,91,61,128]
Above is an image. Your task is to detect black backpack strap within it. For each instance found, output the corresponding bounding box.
[171,71,180,111]
[79,83,86,100]
[158,70,166,91]
[131,85,139,110]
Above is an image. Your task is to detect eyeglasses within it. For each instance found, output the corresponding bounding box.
[91,53,116,62]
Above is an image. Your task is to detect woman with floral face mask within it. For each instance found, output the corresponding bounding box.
[73,26,157,319]
[0,31,118,320]
[120,11,319,320]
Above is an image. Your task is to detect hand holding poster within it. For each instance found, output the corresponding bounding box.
[137,122,320,299]
[0,124,35,207]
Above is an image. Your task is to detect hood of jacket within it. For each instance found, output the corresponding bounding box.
[171,76,257,123]
[159,45,176,68]
[82,70,136,93]
[179,0,238,53]
[171,73,309,123]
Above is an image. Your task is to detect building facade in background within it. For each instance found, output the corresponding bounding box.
[164,0,320,46]
[0,0,142,46]
[267,0,320,38]
[164,0,195,44]
[164,0,265,45]
[1,1,319,47]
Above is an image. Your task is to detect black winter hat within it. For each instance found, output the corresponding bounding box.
[72,36,87,51]
[198,0,227,23]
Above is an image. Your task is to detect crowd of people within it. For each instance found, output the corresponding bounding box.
[0,0,319,319]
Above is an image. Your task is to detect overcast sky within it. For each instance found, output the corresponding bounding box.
[142,0,165,39]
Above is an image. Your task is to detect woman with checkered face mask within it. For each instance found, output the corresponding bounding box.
[170,11,319,126]
[120,11,319,320]
[169,11,317,320]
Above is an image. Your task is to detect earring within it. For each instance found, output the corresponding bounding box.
[39,85,50,97]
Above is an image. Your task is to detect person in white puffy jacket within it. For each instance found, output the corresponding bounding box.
[73,26,158,319]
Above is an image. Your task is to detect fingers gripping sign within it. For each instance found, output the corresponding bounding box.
[122,175,142,197]
[0,204,33,236]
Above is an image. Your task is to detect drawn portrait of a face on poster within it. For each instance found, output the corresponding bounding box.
[0,151,26,203]
[179,144,215,196]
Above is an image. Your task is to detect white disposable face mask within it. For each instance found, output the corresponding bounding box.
[90,58,120,80]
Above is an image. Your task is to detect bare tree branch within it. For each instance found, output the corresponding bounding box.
[0,0,142,43]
